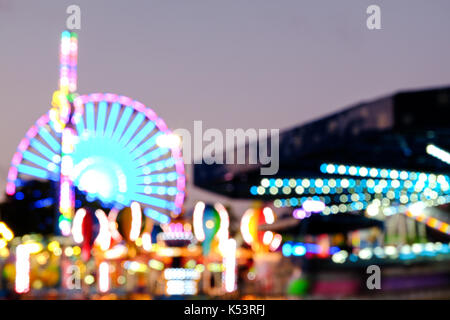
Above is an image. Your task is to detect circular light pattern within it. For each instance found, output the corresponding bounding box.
[330,242,450,264]
[240,206,281,252]
[250,162,450,224]
[6,94,186,221]
[192,202,230,255]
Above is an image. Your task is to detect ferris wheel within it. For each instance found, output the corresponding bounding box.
[5,31,185,226]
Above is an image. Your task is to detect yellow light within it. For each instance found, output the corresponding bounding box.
[64,247,73,257]
[128,261,147,272]
[24,242,43,254]
[104,244,127,260]
[240,209,254,245]
[48,240,60,252]
[0,239,6,249]
[53,247,62,256]
[0,247,9,258]
[183,223,192,232]
[0,222,14,241]
[185,259,196,269]
[84,275,95,285]
[72,246,81,255]
[32,280,43,290]
[51,90,63,108]
[149,259,164,271]
[195,264,205,273]
[36,253,48,265]
[207,263,224,272]
[157,247,181,257]
[205,220,215,229]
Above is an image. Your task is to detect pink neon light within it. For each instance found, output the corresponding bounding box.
[171,148,181,158]
[73,97,83,107]
[18,138,30,152]
[36,114,50,127]
[25,126,38,139]
[132,101,145,112]
[70,43,78,56]
[6,182,15,196]
[60,65,69,75]
[154,118,168,131]
[12,152,22,166]
[7,167,17,180]
[293,208,307,219]
[69,73,77,92]
[145,109,157,120]
[118,96,132,106]
[60,55,69,65]
[177,177,186,191]
[58,32,77,94]
[175,193,185,207]
[175,158,184,169]
[90,93,102,102]
[81,95,90,104]
[104,93,118,102]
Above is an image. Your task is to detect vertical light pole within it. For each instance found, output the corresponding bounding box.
[49,31,79,235]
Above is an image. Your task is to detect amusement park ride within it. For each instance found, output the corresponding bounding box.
[6,30,185,227]
[0,30,237,297]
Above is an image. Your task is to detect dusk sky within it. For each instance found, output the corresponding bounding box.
[1,0,450,217]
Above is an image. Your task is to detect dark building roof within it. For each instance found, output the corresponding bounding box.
[259,212,384,236]
[194,86,450,199]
